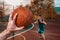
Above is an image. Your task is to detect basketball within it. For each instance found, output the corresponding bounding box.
[12,7,33,28]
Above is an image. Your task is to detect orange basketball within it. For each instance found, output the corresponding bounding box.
[12,7,33,28]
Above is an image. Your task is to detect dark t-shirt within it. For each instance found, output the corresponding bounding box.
[38,19,45,29]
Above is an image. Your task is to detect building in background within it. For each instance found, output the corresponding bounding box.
[0,0,60,21]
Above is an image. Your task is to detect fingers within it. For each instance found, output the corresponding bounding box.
[15,26,24,31]
[13,13,18,23]
[32,0,34,2]
[9,13,13,21]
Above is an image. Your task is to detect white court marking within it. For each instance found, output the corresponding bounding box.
[30,30,60,39]
[20,35,26,40]
[30,30,60,36]
[7,23,60,40]
[7,23,34,40]
[46,33,60,36]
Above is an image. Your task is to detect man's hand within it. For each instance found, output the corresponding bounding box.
[0,13,24,40]
[6,13,24,34]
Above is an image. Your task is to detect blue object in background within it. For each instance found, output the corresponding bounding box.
[54,0,60,14]
[5,15,9,21]
[54,7,60,12]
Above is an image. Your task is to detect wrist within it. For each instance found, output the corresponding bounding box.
[0,29,11,40]
[5,29,11,35]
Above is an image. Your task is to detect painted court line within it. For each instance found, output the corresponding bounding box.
[30,30,60,36]
[46,33,60,36]
[20,35,26,40]
[7,23,34,40]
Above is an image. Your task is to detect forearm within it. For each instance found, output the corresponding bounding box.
[34,20,38,24]
[0,29,11,40]
[42,21,47,25]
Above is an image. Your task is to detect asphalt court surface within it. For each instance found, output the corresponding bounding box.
[6,20,60,40]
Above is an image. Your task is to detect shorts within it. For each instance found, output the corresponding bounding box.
[38,25,45,34]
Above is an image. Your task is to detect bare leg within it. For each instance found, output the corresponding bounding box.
[41,34,45,40]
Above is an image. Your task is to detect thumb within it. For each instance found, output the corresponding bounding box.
[15,26,24,31]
